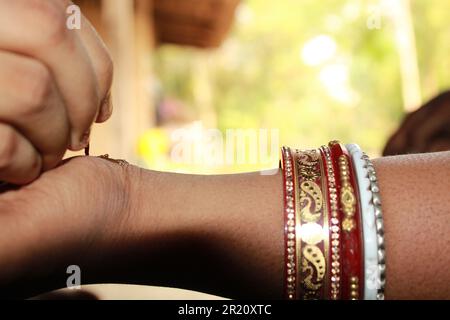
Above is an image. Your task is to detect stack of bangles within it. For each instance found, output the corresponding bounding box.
[281,141,386,300]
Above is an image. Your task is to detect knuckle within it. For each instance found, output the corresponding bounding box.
[29,0,68,47]
[17,61,52,116]
[0,126,18,170]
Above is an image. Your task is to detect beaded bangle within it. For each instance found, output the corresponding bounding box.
[329,141,364,300]
[320,145,342,300]
[345,144,379,300]
[281,146,297,299]
[361,152,386,300]
[293,148,329,300]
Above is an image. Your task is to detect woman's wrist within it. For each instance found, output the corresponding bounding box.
[110,166,285,298]
[0,156,135,297]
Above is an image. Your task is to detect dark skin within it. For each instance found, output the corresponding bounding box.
[0,151,449,299]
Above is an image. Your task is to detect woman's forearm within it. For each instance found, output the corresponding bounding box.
[4,151,448,299]
[97,167,285,299]
[374,152,450,299]
[95,151,450,299]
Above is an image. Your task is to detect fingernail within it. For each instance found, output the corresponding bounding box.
[70,129,91,151]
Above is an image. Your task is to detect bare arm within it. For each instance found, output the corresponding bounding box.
[374,152,450,299]
[0,151,449,299]
[116,151,450,299]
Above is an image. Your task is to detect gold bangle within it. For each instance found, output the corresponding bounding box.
[293,148,329,299]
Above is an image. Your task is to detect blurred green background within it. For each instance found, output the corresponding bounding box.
[144,0,450,172]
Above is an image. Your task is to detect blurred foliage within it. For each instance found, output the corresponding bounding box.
[150,0,450,171]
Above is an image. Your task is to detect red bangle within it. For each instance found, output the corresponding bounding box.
[320,145,342,300]
[281,146,297,299]
[328,141,364,300]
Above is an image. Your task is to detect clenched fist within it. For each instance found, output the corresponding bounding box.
[0,0,113,184]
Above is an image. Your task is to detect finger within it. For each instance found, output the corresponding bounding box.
[59,0,113,124]
[0,0,100,150]
[0,123,42,185]
[0,51,70,170]
[76,8,114,123]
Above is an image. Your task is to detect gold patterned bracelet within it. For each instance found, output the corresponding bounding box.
[293,148,329,299]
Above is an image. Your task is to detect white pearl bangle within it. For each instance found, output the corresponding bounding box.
[346,144,385,300]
